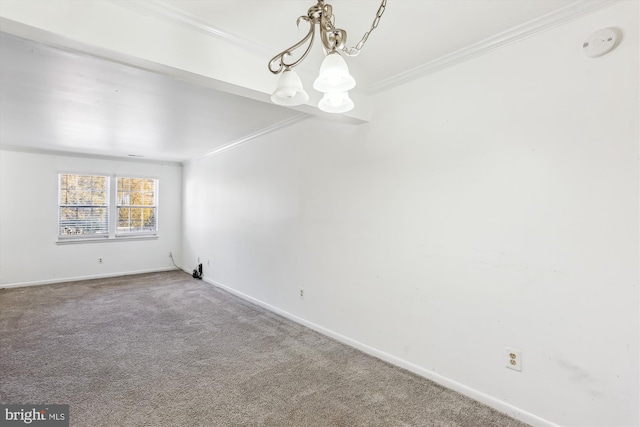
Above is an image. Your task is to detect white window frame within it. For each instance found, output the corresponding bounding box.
[115,176,159,237]
[57,173,159,243]
[58,173,110,240]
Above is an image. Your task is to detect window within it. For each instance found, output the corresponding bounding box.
[117,177,157,235]
[59,174,109,238]
[58,174,158,240]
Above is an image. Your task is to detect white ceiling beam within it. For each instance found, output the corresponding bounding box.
[0,0,370,124]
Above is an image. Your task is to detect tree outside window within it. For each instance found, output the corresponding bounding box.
[58,174,158,239]
[58,174,109,237]
[117,177,157,234]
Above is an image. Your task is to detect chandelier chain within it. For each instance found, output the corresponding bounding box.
[342,0,387,57]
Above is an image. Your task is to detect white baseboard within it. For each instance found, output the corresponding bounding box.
[204,276,558,427]
[0,267,180,289]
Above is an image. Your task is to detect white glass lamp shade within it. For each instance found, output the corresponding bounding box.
[318,91,354,113]
[313,52,356,93]
[271,69,309,106]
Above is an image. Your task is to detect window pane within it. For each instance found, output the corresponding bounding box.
[92,208,108,234]
[116,177,157,234]
[130,191,143,206]
[78,190,91,205]
[77,207,90,220]
[118,207,129,221]
[94,176,107,190]
[67,191,78,205]
[142,208,155,229]
[60,207,77,220]
[143,192,154,205]
[66,175,77,190]
[78,175,92,190]
[131,208,142,222]
[131,179,143,192]
[59,207,77,235]
[93,191,106,205]
[117,207,129,232]
[58,174,109,238]
[119,177,130,191]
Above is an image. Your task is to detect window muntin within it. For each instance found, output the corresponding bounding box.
[58,174,109,238]
[116,177,157,235]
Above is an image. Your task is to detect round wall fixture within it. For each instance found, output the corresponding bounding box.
[583,28,620,58]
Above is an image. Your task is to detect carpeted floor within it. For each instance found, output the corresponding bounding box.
[0,271,530,427]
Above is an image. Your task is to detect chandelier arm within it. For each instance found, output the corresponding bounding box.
[319,3,347,53]
[342,0,387,57]
[268,16,317,74]
[323,3,334,28]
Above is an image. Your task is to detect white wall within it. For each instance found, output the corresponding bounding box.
[0,149,183,286]
[183,3,638,427]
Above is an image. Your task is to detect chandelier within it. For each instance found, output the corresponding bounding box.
[268,0,387,114]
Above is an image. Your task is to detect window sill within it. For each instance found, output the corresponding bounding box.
[56,235,159,245]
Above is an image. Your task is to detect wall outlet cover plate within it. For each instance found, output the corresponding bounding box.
[506,347,522,372]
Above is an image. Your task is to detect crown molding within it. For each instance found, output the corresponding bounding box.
[365,0,617,94]
[0,145,183,166]
[191,113,310,161]
[110,0,618,96]
[108,0,322,78]
[108,0,274,58]
[1,113,309,164]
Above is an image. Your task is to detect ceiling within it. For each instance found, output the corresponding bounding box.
[0,32,302,162]
[0,0,612,163]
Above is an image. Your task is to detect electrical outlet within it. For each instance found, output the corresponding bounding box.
[506,347,522,372]
[207,260,210,267]
[299,288,304,299]
[169,251,172,257]
[98,258,103,264]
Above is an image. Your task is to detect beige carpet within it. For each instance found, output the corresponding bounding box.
[0,271,530,426]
